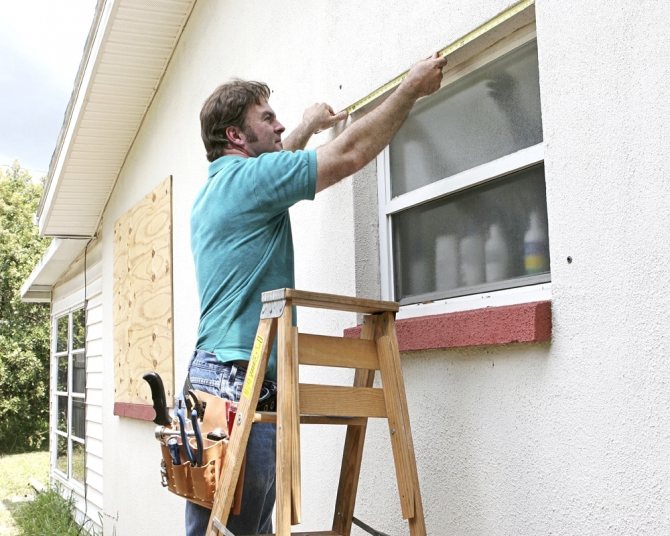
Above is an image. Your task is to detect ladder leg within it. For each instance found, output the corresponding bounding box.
[206,317,276,536]
[290,327,302,525]
[332,315,378,536]
[377,312,426,536]
[276,306,296,535]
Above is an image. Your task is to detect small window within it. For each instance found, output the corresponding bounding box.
[71,399,86,439]
[56,315,68,353]
[379,35,549,308]
[72,308,86,350]
[56,436,68,474]
[56,355,68,392]
[52,307,87,486]
[57,395,68,433]
[72,352,86,394]
[71,441,86,483]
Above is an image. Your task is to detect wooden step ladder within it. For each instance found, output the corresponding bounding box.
[206,288,425,536]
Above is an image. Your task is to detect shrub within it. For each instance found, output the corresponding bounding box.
[0,163,51,453]
[14,486,99,536]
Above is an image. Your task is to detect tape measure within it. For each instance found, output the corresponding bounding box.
[344,0,534,114]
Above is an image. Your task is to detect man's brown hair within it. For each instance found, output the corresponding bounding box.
[200,80,271,162]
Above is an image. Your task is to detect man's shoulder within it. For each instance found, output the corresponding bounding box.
[198,149,317,213]
[256,149,314,165]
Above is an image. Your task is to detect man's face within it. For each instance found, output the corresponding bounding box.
[241,99,285,156]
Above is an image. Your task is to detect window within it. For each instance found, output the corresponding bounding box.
[378,34,549,313]
[53,307,87,484]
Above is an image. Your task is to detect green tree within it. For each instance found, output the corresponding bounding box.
[0,161,51,452]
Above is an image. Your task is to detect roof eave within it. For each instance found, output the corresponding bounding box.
[37,0,197,238]
[37,0,109,238]
[20,238,91,303]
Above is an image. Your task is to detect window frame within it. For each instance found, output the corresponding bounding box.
[377,26,550,319]
[51,304,87,489]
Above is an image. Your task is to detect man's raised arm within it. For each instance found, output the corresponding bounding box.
[316,53,448,192]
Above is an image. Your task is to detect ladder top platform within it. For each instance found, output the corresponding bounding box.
[261,288,399,314]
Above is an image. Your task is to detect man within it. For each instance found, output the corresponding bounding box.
[186,52,448,535]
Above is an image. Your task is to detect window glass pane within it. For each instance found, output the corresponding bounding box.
[56,435,68,474]
[72,399,86,439]
[390,40,542,196]
[72,352,86,394]
[56,315,68,353]
[57,355,68,392]
[72,308,86,350]
[72,441,86,483]
[392,164,549,302]
[57,395,68,432]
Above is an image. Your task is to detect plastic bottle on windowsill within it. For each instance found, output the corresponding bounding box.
[409,254,430,296]
[460,222,485,286]
[435,233,459,290]
[485,223,509,283]
[524,210,549,274]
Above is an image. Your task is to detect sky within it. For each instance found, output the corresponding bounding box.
[0,0,97,179]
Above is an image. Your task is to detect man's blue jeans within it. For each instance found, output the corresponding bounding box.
[184,350,276,536]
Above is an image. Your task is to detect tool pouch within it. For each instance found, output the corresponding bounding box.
[158,391,244,513]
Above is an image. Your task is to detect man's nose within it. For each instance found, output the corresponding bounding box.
[275,121,285,134]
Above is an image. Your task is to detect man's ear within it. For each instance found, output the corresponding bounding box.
[225,125,244,146]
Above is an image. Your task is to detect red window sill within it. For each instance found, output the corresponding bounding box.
[344,301,551,351]
[114,402,156,422]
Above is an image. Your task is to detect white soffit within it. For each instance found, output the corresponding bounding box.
[20,238,91,302]
[38,0,196,237]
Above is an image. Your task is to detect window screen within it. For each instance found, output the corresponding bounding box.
[382,38,549,305]
[390,41,543,196]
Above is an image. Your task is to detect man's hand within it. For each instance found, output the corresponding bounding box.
[399,53,448,99]
[283,103,347,151]
[302,103,348,135]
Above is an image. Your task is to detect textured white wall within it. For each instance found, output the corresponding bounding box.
[95,1,670,534]
[529,1,670,533]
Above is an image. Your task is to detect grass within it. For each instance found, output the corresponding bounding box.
[0,451,49,500]
[0,451,49,535]
[12,488,87,536]
[0,451,97,535]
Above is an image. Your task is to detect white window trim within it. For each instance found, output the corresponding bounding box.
[51,304,87,492]
[377,28,550,317]
[385,143,544,216]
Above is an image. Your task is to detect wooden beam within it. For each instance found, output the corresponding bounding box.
[298,333,379,370]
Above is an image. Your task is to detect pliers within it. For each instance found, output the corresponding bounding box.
[176,402,197,466]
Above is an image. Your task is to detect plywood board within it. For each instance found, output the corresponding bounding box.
[113,177,174,407]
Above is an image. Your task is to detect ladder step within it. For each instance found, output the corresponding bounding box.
[300,384,387,418]
[214,525,341,536]
[257,532,341,536]
[254,412,368,426]
[298,333,379,369]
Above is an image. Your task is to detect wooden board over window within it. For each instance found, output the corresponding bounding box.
[113,177,174,412]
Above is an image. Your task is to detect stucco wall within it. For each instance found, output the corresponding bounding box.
[94,1,669,534]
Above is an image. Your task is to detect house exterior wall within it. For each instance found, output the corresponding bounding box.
[47,1,668,534]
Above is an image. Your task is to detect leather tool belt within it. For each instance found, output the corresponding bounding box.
[155,364,277,511]
[158,391,243,512]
